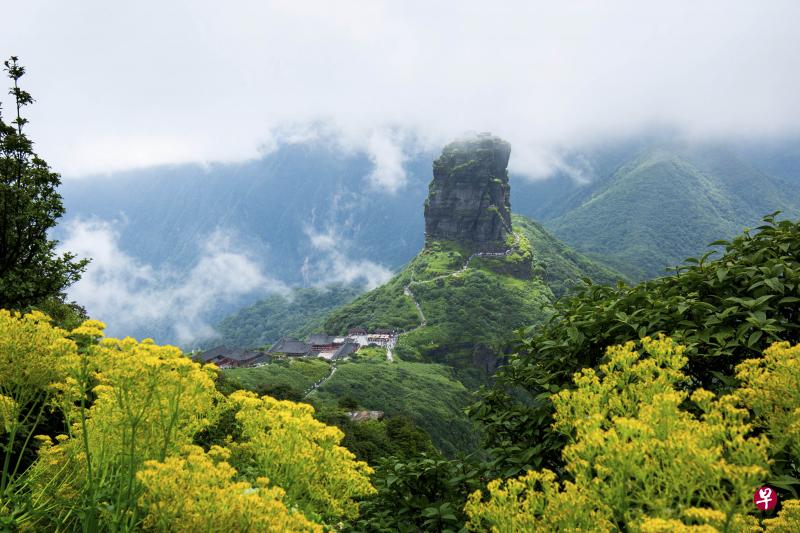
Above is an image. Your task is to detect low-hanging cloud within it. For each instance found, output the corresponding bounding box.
[301,224,393,289]
[3,0,798,183]
[58,219,288,344]
[364,130,408,192]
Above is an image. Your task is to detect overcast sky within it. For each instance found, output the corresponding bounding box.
[3,0,800,180]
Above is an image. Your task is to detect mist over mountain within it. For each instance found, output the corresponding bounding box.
[526,139,800,278]
[56,134,800,344]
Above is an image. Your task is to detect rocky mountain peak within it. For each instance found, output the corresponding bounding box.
[424,133,512,251]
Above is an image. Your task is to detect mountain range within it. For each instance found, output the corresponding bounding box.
[57,134,800,343]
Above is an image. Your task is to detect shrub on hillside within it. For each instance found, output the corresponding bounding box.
[465,337,800,531]
[471,214,800,477]
[0,311,374,531]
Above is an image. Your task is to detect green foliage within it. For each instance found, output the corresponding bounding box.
[547,148,800,279]
[396,268,552,368]
[465,337,774,532]
[313,358,479,456]
[215,285,361,348]
[0,57,87,310]
[471,214,800,478]
[324,272,420,334]
[512,214,624,297]
[352,454,484,532]
[330,415,437,466]
[29,296,88,331]
[338,395,359,410]
[223,358,331,395]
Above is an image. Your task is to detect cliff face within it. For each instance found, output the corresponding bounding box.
[424,134,512,251]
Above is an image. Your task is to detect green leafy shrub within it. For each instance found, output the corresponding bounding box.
[471,213,800,480]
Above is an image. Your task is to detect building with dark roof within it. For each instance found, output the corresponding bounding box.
[308,333,335,346]
[196,346,267,368]
[269,337,312,356]
[308,333,338,352]
[332,341,359,360]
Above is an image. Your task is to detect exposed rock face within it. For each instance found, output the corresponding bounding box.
[424,134,512,251]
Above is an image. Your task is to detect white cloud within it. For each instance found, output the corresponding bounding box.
[2,0,798,181]
[301,225,393,289]
[509,144,594,183]
[364,130,408,192]
[58,219,288,344]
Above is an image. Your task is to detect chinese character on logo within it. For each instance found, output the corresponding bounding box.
[754,486,778,511]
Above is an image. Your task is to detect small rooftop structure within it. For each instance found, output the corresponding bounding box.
[308,333,336,346]
[196,346,266,369]
[332,341,359,360]
[269,337,311,356]
[348,327,368,336]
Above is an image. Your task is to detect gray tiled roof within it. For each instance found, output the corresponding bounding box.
[308,334,336,345]
[198,346,262,363]
[333,342,359,359]
[269,337,311,355]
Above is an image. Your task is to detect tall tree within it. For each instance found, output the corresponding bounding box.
[0,57,87,309]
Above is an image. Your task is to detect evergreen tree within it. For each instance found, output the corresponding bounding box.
[0,57,87,310]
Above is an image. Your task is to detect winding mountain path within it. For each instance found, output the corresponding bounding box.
[303,363,338,397]
[400,232,522,333]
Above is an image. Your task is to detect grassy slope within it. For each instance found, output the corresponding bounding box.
[324,236,554,368]
[547,148,800,279]
[223,358,331,392]
[512,214,625,297]
[312,356,479,456]
[214,285,362,348]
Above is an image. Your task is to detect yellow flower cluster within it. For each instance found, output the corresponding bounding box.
[24,325,223,528]
[466,336,770,532]
[734,341,800,462]
[0,311,376,530]
[464,469,613,531]
[0,394,17,434]
[763,499,800,532]
[0,309,75,394]
[136,445,322,532]
[229,390,376,521]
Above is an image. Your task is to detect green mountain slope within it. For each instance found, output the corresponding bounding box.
[514,214,623,297]
[324,215,624,375]
[213,285,362,348]
[313,356,479,456]
[547,147,800,279]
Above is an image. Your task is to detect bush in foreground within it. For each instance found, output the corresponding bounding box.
[0,310,374,531]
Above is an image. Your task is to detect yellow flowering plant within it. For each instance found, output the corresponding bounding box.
[24,322,222,530]
[136,444,321,532]
[734,341,800,476]
[228,390,376,522]
[0,310,76,494]
[1,311,378,531]
[465,337,771,532]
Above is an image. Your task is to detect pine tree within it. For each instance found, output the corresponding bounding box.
[0,57,87,309]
